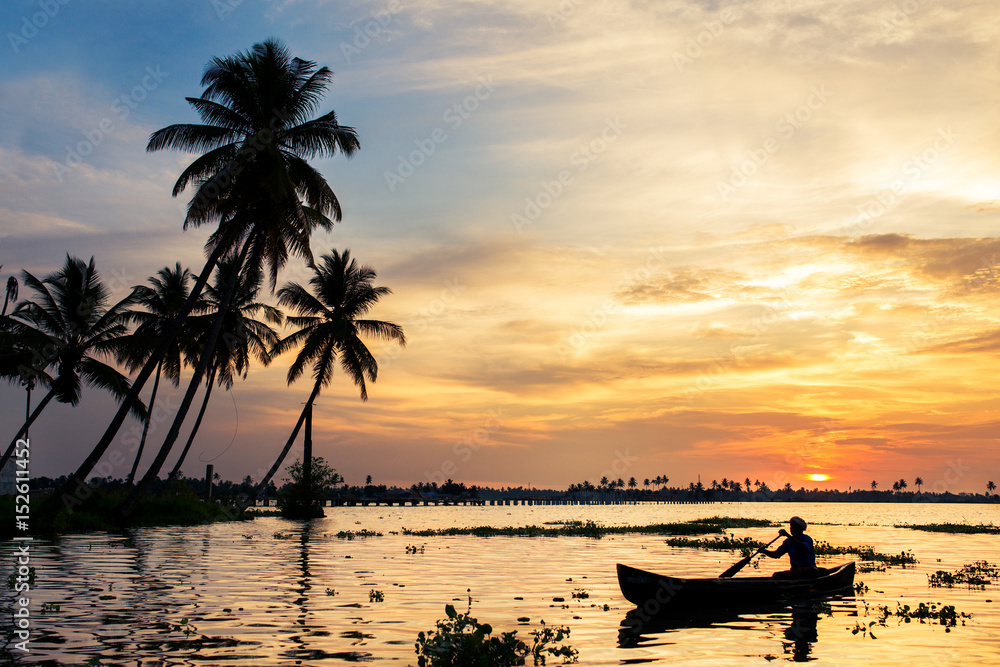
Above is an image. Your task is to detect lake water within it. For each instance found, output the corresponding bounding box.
[3,502,999,665]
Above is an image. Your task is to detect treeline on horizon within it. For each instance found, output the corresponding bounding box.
[21,473,999,504]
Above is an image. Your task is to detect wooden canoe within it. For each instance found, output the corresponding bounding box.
[617,561,855,610]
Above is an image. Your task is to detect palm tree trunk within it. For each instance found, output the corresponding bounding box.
[0,387,56,471]
[167,367,217,481]
[43,241,229,518]
[238,382,321,511]
[121,246,247,518]
[126,360,162,486]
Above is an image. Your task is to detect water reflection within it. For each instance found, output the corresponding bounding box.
[618,596,853,662]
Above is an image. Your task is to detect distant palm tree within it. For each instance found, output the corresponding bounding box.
[987,481,996,496]
[2,267,17,317]
[914,476,923,493]
[745,477,752,493]
[871,480,878,491]
[628,477,637,495]
[118,263,199,485]
[643,478,650,492]
[892,480,900,492]
[898,478,907,492]
[600,476,610,489]
[240,250,403,510]
[56,38,360,509]
[1,256,146,471]
[166,259,281,480]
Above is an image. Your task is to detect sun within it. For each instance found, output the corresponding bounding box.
[809,474,829,482]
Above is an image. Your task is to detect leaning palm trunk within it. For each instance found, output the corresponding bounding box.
[121,250,246,518]
[44,242,229,517]
[126,359,163,486]
[238,382,321,511]
[0,387,56,471]
[167,366,217,481]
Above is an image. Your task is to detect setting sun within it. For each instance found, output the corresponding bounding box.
[809,474,830,482]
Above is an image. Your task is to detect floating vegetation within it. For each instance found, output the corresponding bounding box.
[414,592,577,666]
[928,561,1000,589]
[570,590,589,600]
[406,544,425,554]
[99,595,116,601]
[370,590,384,603]
[325,588,337,596]
[272,532,292,540]
[336,529,383,540]
[40,602,60,613]
[896,523,999,534]
[402,519,746,540]
[664,535,917,567]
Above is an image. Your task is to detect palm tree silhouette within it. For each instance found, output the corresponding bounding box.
[56,38,359,509]
[117,264,199,485]
[987,481,996,496]
[914,476,923,494]
[871,480,878,491]
[240,250,403,510]
[1,256,146,471]
[166,259,281,480]
[1,267,17,317]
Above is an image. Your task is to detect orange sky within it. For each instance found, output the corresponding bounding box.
[1,0,999,492]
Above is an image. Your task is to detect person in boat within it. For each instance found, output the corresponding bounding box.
[760,516,817,579]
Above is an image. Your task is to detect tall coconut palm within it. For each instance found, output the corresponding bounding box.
[914,476,923,494]
[118,263,200,485]
[55,38,359,511]
[239,250,404,511]
[1,256,146,471]
[166,259,281,480]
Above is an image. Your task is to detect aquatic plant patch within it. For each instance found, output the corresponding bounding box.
[928,561,1000,588]
[895,523,999,534]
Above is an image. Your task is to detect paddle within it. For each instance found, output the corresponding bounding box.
[719,534,782,579]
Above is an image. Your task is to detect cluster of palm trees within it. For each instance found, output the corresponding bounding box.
[0,39,404,521]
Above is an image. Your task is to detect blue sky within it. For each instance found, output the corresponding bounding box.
[2,0,1000,492]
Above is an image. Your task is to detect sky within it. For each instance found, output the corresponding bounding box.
[1,0,999,493]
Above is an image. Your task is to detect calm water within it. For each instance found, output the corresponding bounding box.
[3,502,999,666]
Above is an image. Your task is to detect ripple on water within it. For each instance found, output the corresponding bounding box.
[1,502,997,665]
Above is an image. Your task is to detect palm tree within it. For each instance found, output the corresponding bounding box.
[898,478,907,493]
[2,267,17,316]
[1,256,146,471]
[165,259,281,480]
[892,480,900,492]
[745,477,752,494]
[914,476,923,494]
[239,250,403,510]
[987,481,996,496]
[600,476,609,489]
[117,264,199,485]
[628,477,637,496]
[53,38,360,510]
[871,480,878,491]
